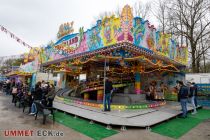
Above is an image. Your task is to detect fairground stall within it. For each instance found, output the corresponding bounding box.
[21,49,58,89]
[6,70,32,85]
[6,71,32,83]
[40,5,187,110]
[5,52,40,87]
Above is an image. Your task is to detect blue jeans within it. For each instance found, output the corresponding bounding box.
[104,93,111,111]
[194,96,197,107]
[31,103,37,113]
[6,89,10,95]
[191,96,197,112]
[180,99,187,117]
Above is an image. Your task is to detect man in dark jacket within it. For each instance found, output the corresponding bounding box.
[6,80,11,95]
[178,81,188,118]
[192,82,198,107]
[30,82,42,115]
[103,77,113,111]
[45,84,56,107]
[176,80,180,102]
[189,82,197,114]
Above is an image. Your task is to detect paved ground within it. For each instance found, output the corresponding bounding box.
[0,92,210,140]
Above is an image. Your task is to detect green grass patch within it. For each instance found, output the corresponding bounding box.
[51,111,118,140]
[152,109,210,139]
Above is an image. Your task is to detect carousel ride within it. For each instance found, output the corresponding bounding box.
[40,5,187,111]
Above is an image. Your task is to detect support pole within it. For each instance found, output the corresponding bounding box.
[103,56,107,111]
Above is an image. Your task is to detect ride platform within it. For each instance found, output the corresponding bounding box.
[53,99,200,129]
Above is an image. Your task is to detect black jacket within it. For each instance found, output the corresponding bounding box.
[178,85,189,99]
[105,80,113,94]
[189,85,198,97]
[33,86,42,100]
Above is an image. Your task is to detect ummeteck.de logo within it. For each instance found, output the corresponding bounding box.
[3,129,64,137]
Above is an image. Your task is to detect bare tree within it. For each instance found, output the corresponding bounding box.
[152,0,169,34]
[133,1,151,19]
[199,36,210,72]
[154,0,210,73]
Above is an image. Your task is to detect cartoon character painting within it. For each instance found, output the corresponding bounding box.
[45,45,54,61]
[119,5,133,42]
[146,30,155,50]
[101,16,121,46]
[104,18,112,43]
[132,18,145,47]
[75,28,88,53]
[113,19,122,39]
[79,27,84,47]
[161,34,170,56]
[156,31,161,52]
[40,44,65,63]
[87,25,103,51]
[156,33,170,56]
[169,40,176,59]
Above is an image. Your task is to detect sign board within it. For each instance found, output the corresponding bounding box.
[185,73,210,84]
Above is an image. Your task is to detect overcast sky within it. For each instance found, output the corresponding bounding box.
[0,0,157,57]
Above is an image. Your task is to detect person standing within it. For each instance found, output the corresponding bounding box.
[10,79,16,95]
[11,85,18,103]
[192,82,198,107]
[41,80,45,89]
[30,82,42,115]
[176,80,180,102]
[149,81,156,100]
[6,80,11,95]
[145,85,151,101]
[45,84,56,107]
[16,82,23,99]
[189,82,197,114]
[22,82,30,101]
[0,81,3,91]
[178,81,189,118]
[103,77,113,111]
[159,82,166,101]
[22,82,29,97]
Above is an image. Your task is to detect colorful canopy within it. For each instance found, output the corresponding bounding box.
[38,5,187,68]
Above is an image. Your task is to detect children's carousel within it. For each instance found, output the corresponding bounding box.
[39,5,189,127]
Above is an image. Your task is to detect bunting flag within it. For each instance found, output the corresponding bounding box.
[0,25,33,49]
